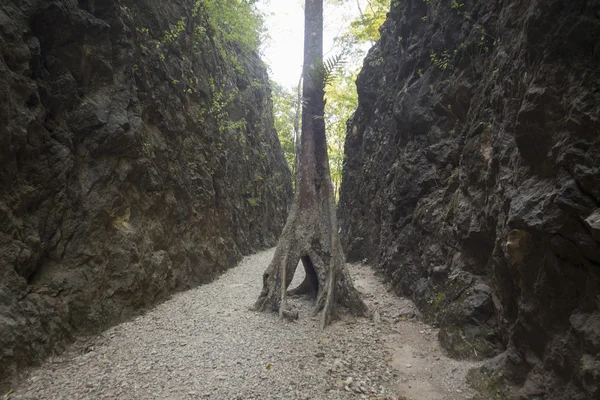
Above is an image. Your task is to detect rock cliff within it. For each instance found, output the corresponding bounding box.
[339,0,599,398]
[0,0,291,382]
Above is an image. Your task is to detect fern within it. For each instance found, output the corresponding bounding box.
[322,54,346,86]
[311,54,346,89]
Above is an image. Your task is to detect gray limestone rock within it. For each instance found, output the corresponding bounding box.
[339,0,600,398]
[0,0,291,384]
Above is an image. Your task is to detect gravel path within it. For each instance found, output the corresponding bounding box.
[7,248,482,400]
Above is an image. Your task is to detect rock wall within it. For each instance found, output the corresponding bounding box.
[339,0,599,398]
[0,0,291,383]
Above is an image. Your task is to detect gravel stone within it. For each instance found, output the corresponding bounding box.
[8,248,480,400]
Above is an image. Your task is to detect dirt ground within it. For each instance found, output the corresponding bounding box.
[6,248,481,400]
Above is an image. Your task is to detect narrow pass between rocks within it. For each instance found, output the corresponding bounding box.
[10,249,481,400]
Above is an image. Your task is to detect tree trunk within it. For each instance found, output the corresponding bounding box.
[253,0,368,327]
[292,72,303,184]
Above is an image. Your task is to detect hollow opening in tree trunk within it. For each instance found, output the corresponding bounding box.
[288,256,319,299]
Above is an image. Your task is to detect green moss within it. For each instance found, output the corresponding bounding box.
[467,368,509,400]
[433,292,446,308]
[439,324,497,360]
[420,290,448,323]
[579,355,600,381]
[453,339,470,353]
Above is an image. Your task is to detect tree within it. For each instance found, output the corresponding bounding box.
[332,0,388,56]
[254,0,368,327]
[323,0,387,200]
[325,71,359,200]
[269,1,387,199]
[347,0,387,44]
[271,81,297,173]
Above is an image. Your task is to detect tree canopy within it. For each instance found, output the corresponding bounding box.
[271,81,297,173]
[196,0,265,54]
[271,0,388,199]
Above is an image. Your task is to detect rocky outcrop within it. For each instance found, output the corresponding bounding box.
[339,0,599,398]
[0,0,291,383]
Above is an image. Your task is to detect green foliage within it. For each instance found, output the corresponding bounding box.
[309,54,347,94]
[432,292,446,308]
[201,78,246,135]
[444,103,462,123]
[194,0,264,55]
[430,50,453,71]
[318,54,346,88]
[163,18,187,44]
[271,82,297,173]
[136,0,264,76]
[333,0,389,54]
[467,369,509,400]
[348,0,388,44]
[192,0,265,74]
[269,1,388,198]
[325,72,359,201]
[451,0,465,12]
[131,0,262,158]
[426,2,498,72]
[369,56,384,67]
[295,1,389,199]
[271,70,358,201]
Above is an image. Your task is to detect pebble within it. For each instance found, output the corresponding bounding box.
[7,248,480,400]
